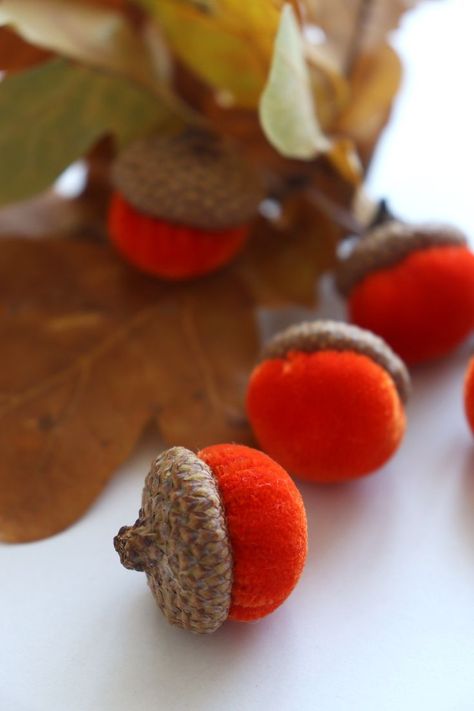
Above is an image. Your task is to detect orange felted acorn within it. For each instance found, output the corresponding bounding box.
[336,221,474,364]
[246,320,410,484]
[464,357,474,435]
[114,444,307,634]
[108,129,263,280]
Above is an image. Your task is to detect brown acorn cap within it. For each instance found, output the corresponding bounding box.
[261,320,411,402]
[112,128,264,231]
[114,447,233,634]
[335,221,467,296]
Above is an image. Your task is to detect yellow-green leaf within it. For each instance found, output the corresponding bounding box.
[0,59,167,206]
[142,0,283,108]
[259,4,330,160]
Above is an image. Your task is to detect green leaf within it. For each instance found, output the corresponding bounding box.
[259,4,330,160]
[0,59,168,206]
[0,0,194,123]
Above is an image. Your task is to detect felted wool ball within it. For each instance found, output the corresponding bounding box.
[464,357,474,435]
[246,320,410,484]
[108,129,263,280]
[336,222,474,364]
[114,444,307,634]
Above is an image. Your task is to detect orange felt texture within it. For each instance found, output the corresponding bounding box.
[246,350,405,484]
[198,444,307,623]
[108,192,249,280]
[348,245,474,364]
[464,357,474,435]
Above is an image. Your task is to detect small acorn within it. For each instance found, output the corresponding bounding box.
[464,357,474,435]
[246,320,410,484]
[114,444,307,634]
[108,129,263,280]
[336,221,474,364]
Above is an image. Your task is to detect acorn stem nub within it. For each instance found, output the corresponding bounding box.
[113,520,157,572]
[368,199,396,231]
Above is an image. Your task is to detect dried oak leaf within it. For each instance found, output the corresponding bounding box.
[0,0,162,93]
[0,191,87,238]
[0,213,338,543]
[0,238,259,543]
[302,0,421,69]
[335,43,402,168]
[239,197,341,306]
[0,26,50,72]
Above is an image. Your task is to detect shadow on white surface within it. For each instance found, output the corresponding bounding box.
[81,575,311,711]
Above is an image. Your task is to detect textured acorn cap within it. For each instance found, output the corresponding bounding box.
[336,221,467,296]
[261,320,411,402]
[114,447,233,634]
[112,129,264,231]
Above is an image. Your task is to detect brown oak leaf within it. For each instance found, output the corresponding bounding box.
[0,238,259,542]
[302,0,421,70]
[0,27,51,72]
[0,208,339,543]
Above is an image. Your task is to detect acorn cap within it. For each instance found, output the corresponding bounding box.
[261,320,411,402]
[114,447,233,634]
[112,129,264,231]
[336,221,467,296]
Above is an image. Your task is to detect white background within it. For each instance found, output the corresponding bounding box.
[2,2,474,710]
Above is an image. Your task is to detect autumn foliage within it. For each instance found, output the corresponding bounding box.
[0,0,419,541]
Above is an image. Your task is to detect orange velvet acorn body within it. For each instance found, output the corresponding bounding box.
[464,357,474,435]
[108,129,263,280]
[108,193,249,280]
[114,444,307,633]
[336,222,474,364]
[198,444,307,622]
[246,321,410,484]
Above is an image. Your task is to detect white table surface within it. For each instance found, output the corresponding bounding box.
[2,2,474,710]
